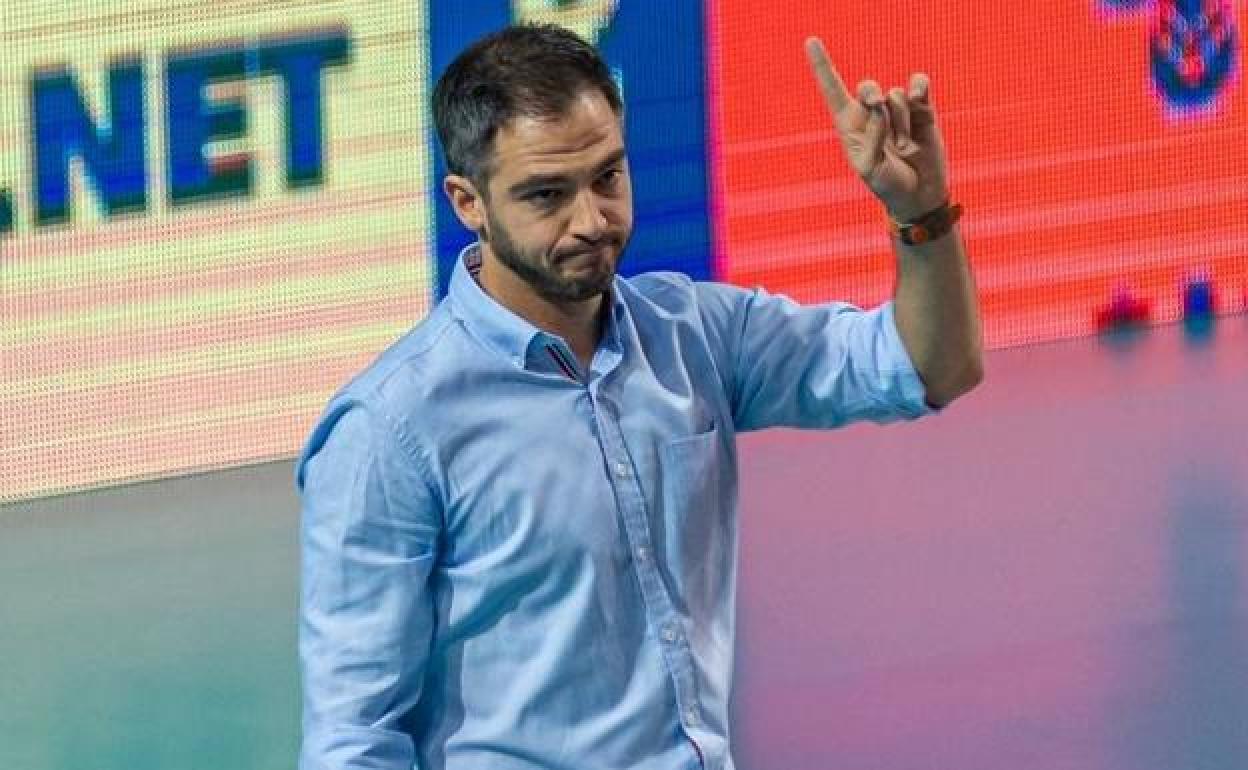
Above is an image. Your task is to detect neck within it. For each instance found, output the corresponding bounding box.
[476,247,605,369]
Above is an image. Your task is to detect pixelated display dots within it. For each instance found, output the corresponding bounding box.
[1181,270,1218,339]
[0,188,12,236]
[1095,282,1151,333]
[1182,272,1217,318]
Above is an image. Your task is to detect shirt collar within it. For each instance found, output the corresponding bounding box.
[448,242,626,370]
[448,242,544,367]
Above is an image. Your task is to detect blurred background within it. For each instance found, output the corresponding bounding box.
[2,1,1245,768]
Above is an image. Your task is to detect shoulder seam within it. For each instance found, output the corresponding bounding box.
[360,391,445,526]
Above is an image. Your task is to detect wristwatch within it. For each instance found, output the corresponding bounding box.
[889,200,963,245]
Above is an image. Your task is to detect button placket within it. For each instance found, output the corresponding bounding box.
[592,385,702,752]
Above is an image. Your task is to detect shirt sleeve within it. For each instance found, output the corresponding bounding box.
[694,281,937,432]
[295,394,442,770]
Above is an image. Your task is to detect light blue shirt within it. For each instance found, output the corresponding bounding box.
[295,244,934,770]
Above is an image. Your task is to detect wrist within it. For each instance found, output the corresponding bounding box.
[883,189,950,223]
[888,199,962,246]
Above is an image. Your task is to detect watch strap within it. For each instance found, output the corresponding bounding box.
[889,201,963,245]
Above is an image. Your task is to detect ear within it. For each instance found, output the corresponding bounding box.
[443,174,487,236]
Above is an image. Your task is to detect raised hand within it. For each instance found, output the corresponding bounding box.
[805,37,949,222]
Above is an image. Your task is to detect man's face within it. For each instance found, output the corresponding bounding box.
[473,89,633,304]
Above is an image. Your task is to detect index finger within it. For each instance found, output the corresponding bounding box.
[805,36,851,115]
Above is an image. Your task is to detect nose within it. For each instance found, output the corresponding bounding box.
[567,189,608,242]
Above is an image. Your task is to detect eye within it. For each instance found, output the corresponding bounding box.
[596,168,625,193]
[527,188,563,205]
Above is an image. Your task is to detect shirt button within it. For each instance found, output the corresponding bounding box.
[685,708,699,726]
[614,462,631,479]
[635,546,650,562]
[661,625,679,643]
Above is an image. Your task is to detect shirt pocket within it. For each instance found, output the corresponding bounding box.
[657,422,730,616]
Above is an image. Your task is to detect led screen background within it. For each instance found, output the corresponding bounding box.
[2,1,1244,503]
[1,3,434,502]
[710,0,1247,346]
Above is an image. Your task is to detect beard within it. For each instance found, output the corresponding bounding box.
[483,210,624,304]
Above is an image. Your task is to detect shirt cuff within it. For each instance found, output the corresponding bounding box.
[876,301,942,418]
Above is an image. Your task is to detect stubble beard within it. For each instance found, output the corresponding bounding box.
[484,211,622,305]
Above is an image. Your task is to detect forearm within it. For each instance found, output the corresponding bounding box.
[892,225,983,407]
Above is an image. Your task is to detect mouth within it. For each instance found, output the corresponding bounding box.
[558,244,613,265]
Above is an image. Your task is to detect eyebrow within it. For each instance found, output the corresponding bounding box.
[508,148,628,197]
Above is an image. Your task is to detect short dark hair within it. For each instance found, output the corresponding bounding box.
[432,23,624,190]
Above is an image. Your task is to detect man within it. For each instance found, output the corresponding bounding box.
[296,23,981,770]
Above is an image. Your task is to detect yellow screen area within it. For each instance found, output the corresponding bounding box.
[1,2,433,502]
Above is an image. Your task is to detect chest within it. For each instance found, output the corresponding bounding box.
[430,356,731,571]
